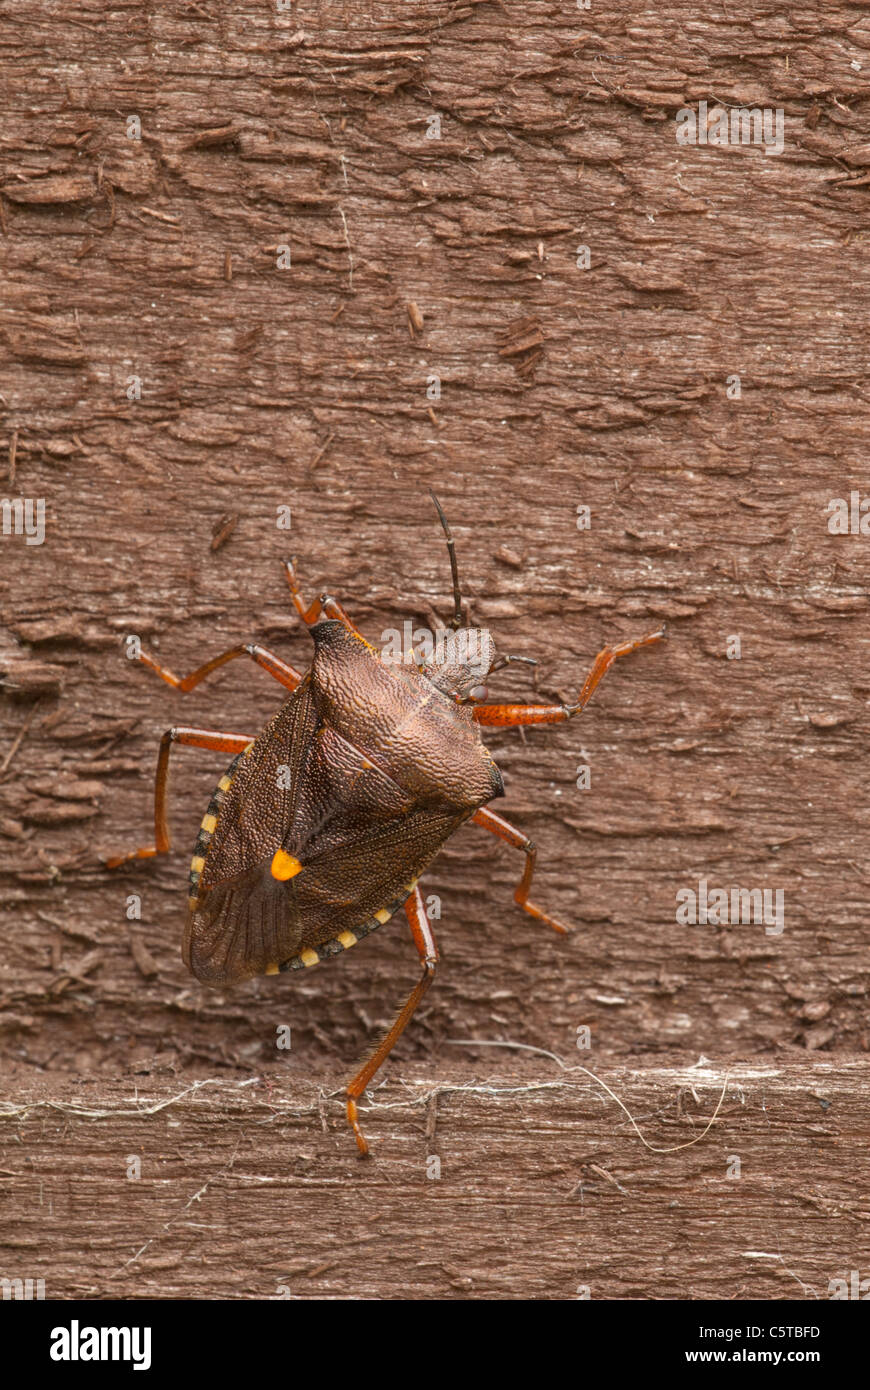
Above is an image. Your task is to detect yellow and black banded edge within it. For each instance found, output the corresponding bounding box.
[188,746,250,910]
[278,881,417,974]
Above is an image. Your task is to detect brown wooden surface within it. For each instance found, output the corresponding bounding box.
[2,1060,868,1301]
[1,2,869,1300]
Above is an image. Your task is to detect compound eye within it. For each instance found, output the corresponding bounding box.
[469,684,488,701]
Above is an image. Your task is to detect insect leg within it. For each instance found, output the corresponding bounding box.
[472,805,571,935]
[136,643,302,693]
[103,726,253,868]
[283,558,363,637]
[472,625,665,726]
[345,885,439,1156]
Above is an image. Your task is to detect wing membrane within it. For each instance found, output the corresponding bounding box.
[185,680,468,984]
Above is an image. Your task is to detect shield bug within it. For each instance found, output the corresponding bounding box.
[106,494,665,1154]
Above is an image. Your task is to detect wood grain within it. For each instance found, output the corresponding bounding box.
[1,1,869,1300]
[1,1061,867,1300]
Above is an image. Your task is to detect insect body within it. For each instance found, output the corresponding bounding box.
[184,617,503,987]
[107,495,665,1153]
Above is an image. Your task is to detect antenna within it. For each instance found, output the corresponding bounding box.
[428,489,463,630]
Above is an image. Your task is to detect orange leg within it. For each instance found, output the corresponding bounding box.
[346,885,439,1156]
[473,625,666,726]
[136,642,302,694]
[104,727,252,868]
[472,805,571,935]
[283,558,363,637]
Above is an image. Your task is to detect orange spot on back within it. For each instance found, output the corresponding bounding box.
[270,849,303,880]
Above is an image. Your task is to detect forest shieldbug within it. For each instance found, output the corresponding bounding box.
[107,495,665,1154]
